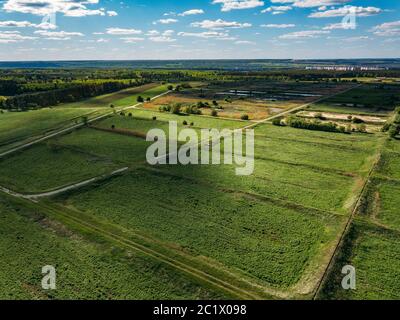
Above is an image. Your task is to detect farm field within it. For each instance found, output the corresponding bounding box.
[319,135,400,300]
[1,69,400,301]
[319,220,400,300]
[0,107,104,152]
[56,166,346,292]
[0,193,223,300]
[48,118,380,297]
[0,83,168,154]
[309,83,400,115]
[0,143,119,193]
[142,81,352,120]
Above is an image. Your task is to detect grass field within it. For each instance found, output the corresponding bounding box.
[57,83,164,109]
[0,107,102,150]
[319,220,400,300]
[0,143,119,193]
[57,167,344,290]
[320,135,400,300]
[49,120,380,295]
[0,84,169,154]
[0,193,223,299]
[309,84,400,115]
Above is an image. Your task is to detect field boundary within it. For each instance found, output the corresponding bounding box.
[312,137,384,299]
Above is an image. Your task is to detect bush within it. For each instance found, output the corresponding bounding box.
[128,113,132,117]
[171,103,182,115]
[137,96,144,103]
[190,122,194,126]
[314,113,326,120]
[286,116,345,134]
[272,118,283,126]
[211,109,218,117]
[389,125,399,138]
[111,124,115,130]
[167,85,174,91]
[241,114,249,121]
[183,120,188,126]
[352,117,364,124]
[153,116,157,120]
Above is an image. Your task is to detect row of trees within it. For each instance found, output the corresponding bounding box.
[0,80,147,110]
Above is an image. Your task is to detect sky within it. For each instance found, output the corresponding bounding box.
[0,0,399,61]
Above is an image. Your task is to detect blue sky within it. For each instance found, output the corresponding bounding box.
[0,0,399,60]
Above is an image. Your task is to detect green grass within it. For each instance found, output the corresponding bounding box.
[123,109,248,129]
[307,103,390,116]
[0,143,119,193]
[57,83,166,109]
[319,221,400,300]
[57,128,151,165]
[0,193,223,299]
[0,107,102,149]
[255,124,379,174]
[57,166,344,289]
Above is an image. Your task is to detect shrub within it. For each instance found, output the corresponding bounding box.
[286,116,345,134]
[137,96,144,103]
[315,113,326,120]
[153,116,157,121]
[241,114,249,121]
[111,124,115,130]
[167,85,174,91]
[171,103,182,115]
[352,117,364,124]
[183,120,188,126]
[211,109,218,117]
[272,118,283,126]
[190,122,194,126]
[128,113,132,117]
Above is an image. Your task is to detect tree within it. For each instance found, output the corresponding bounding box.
[211,109,218,117]
[241,114,249,121]
[171,103,182,115]
[137,96,144,103]
[167,85,174,91]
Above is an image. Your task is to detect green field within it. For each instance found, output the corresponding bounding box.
[0,107,102,150]
[0,193,223,300]
[309,83,400,115]
[56,167,344,289]
[0,143,119,193]
[319,221,400,300]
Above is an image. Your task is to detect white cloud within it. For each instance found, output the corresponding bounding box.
[178,9,204,16]
[106,28,142,35]
[121,37,145,43]
[270,0,351,8]
[261,6,292,14]
[178,31,235,40]
[323,22,355,30]
[372,21,400,37]
[191,19,251,29]
[34,30,84,38]
[0,30,37,43]
[3,0,107,17]
[235,40,256,45]
[212,0,264,12]
[0,20,56,29]
[107,11,118,17]
[261,24,295,28]
[154,18,178,25]
[279,30,330,39]
[310,6,382,18]
[149,36,176,42]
